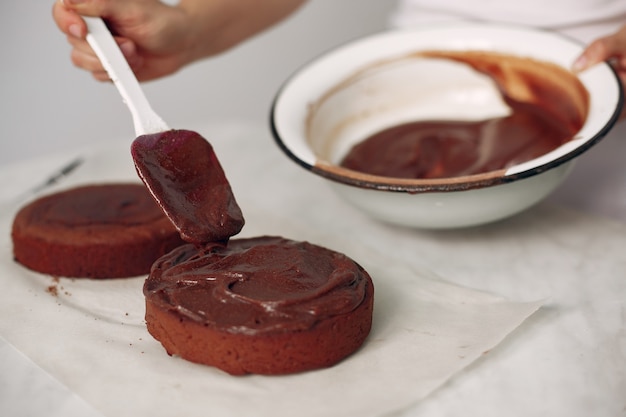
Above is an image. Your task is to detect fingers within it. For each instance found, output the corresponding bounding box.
[53,1,105,78]
[68,35,101,71]
[54,0,144,81]
[572,39,607,72]
[57,0,117,18]
[52,0,87,38]
[573,25,626,72]
[53,0,192,82]
[572,26,626,121]
[69,35,144,80]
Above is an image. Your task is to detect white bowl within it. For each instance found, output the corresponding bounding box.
[270,23,623,228]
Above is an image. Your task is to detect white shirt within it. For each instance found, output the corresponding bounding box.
[390,0,626,42]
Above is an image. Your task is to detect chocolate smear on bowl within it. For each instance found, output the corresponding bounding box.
[334,51,589,180]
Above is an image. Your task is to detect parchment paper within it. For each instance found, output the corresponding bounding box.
[0,135,542,417]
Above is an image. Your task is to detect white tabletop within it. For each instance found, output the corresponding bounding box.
[1,121,624,417]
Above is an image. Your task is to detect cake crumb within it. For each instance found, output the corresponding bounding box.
[46,276,62,297]
[46,285,58,296]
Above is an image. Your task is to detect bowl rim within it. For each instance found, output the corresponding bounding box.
[270,22,624,193]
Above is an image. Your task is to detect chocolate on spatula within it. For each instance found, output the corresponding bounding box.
[131,130,244,244]
[84,19,243,244]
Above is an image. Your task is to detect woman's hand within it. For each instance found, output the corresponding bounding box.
[573,24,626,120]
[53,0,194,81]
[52,0,305,82]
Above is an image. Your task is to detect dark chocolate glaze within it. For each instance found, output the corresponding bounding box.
[42,183,163,226]
[340,98,580,179]
[339,53,587,180]
[144,236,371,335]
[131,130,244,244]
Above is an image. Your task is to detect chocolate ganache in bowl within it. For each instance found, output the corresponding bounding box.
[271,23,623,228]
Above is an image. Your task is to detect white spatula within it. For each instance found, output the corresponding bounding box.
[84,17,169,135]
[84,17,245,243]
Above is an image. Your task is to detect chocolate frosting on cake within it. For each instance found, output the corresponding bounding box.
[133,131,374,374]
[144,236,370,335]
[41,184,165,229]
[11,183,185,278]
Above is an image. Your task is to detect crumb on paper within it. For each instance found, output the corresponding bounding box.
[47,285,58,296]
[46,276,63,297]
[46,276,61,296]
[45,276,71,297]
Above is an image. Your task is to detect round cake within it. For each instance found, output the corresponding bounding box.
[11,183,185,278]
[144,236,374,375]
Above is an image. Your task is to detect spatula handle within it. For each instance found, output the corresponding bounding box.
[84,17,169,136]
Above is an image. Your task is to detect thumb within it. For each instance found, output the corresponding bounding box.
[572,39,608,72]
[572,25,626,73]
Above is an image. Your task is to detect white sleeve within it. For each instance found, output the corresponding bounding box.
[389,0,626,42]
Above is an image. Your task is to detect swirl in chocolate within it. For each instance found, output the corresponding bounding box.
[339,51,589,179]
[144,236,369,335]
[340,99,577,179]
